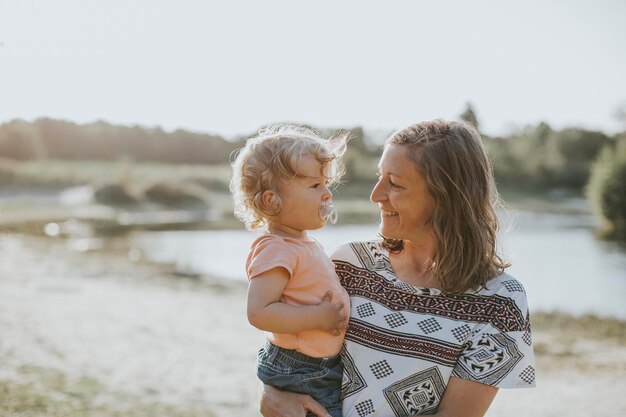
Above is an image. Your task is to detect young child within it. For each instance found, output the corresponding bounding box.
[230,124,350,417]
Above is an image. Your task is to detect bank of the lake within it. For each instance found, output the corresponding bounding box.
[1,233,625,417]
[131,210,626,319]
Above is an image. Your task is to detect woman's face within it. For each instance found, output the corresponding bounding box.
[370,144,436,244]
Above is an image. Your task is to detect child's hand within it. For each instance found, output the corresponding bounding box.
[315,290,348,336]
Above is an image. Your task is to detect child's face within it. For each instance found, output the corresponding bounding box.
[272,155,333,236]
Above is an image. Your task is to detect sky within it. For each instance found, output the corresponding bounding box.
[1,0,625,138]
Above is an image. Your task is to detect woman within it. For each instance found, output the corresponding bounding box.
[260,120,535,417]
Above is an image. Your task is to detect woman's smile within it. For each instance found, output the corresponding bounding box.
[370,144,436,242]
[381,209,398,217]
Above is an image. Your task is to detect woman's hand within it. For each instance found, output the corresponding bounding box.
[260,384,331,417]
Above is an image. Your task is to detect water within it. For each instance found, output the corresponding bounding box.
[131,211,626,319]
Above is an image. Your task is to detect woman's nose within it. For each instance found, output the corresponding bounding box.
[370,180,384,203]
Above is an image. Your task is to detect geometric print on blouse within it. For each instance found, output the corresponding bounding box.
[347,318,460,367]
[502,279,526,293]
[333,240,536,417]
[393,279,421,294]
[350,241,391,273]
[335,258,530,334]
[357,302,377,318]
[355,399,375,417]
[417,317,442,334]
[451,324,472,343]
[341,346,367,400]
[384,312,408,328]
[452,332,524,386]
[519,365,536,384]
[369,360,394,379]
[383,366,445,417]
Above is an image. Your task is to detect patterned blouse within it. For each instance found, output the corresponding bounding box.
[332,241,535,417]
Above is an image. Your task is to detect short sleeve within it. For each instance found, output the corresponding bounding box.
[246,236,299,280]
[329,242,353,264]
[452,278,536,388]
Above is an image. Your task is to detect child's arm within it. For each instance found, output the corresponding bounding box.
[247,266,347,334]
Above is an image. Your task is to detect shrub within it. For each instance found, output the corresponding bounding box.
[144,182,208,207]
[587,139,626,240]
[93,183,139,206]
[187,176,229,192]
[0,159,16,185]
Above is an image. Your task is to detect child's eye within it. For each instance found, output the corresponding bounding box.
[311,180,331,189]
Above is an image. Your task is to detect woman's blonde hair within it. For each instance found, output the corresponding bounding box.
[383,119,510,294]
[230,124,348,231]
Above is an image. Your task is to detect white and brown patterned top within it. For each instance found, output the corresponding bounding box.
[332,240,535,417]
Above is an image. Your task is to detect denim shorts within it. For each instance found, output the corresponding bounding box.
[257,341,343,417]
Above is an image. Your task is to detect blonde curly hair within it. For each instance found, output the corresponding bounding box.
[230,124,348,231]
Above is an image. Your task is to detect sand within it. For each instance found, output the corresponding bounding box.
[0,233,624,417]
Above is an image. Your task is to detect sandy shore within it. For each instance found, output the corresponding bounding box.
[0,233,624,417]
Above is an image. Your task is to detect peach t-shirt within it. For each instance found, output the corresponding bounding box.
[246,234,350,358]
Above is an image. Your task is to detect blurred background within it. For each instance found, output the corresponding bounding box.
[1,1,624,416]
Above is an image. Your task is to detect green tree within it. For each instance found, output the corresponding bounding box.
[587,137,626,240]
[544,128,610,189]
[506,122,553,187]
[0,118,237,164]
[614,103,626,128]
[0,120,40,159]
[459,102,480,129]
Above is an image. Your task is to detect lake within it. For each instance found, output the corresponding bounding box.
[131,210,626,319]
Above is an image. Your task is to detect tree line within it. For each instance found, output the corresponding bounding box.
[2,117,621,191]
[0,118,236,165]
[1,116,624,238]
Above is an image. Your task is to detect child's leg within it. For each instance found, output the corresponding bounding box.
[256,342,343,416]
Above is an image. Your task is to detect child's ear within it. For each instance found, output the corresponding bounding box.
[261,190,280,214]
[261,190,274,208]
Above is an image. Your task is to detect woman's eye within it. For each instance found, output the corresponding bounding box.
[376,172,398,188]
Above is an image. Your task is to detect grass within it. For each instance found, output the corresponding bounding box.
[0,158,231,190]
[2,312,622,415]
[532,311,626,343]
[530,312,626,373]
[0,364,215,417]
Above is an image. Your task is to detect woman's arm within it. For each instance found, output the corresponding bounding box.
[260,375,496,417]
[260,384,332,417]
[247,267,347,334]
[431,376,498,417]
